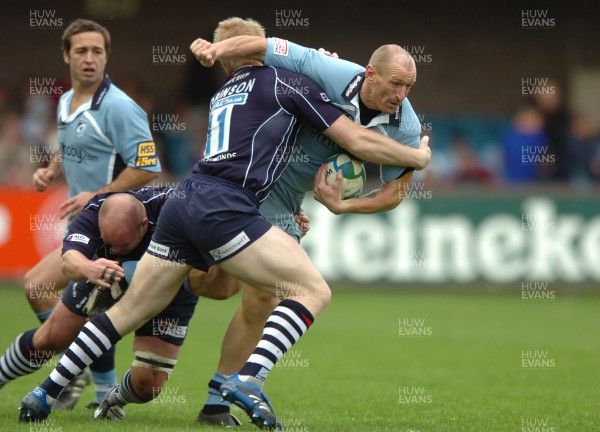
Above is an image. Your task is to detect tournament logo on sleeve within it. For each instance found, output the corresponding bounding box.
[66,233,90,244]
[135,141,158,167]
[273,38,289,56]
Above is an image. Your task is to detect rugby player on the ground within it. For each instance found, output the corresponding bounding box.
[1,187,240,420]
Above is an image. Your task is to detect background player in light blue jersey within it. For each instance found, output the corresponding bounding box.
[23,19,161,410]
[190,28,428,425]
[33,18,161,220]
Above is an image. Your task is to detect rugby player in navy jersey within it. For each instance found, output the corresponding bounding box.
[19,18,429,430]
[192,20,427,425]
[22,19,160,410]
[1,187,241,420]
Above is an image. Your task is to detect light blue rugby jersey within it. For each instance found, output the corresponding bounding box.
[57,75,160,198]
[259,38,421,238]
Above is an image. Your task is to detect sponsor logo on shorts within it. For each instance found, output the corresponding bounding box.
[66,233,90,244]
[273,38,289,56]
[210,231,249,260]
[135,141,158,167]
[148,240,170,257]
[153,319,188,338]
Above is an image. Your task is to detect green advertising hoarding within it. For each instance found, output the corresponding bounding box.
[298,192,600,284]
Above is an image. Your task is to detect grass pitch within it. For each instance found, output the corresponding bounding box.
[0,283,598,431]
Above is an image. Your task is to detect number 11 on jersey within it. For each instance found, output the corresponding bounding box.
[205,106,232,159]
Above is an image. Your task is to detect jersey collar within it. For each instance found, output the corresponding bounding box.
[59,75,112,123]
[342,73,364,102]
[341,72,401,128]
[90,74,112,110]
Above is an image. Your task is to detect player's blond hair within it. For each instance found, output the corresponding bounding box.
[213,17,266,74]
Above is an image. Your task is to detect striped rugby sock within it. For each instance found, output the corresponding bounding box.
[0,329,53,386]
[239,299,314,388]
[40,313,121,400]
[110,369,151,405]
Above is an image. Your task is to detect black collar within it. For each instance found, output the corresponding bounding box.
[90,75,112,110]
[343,72,402,127]
[342,73,365,102]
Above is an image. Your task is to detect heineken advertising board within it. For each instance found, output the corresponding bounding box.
[297,194,600,284]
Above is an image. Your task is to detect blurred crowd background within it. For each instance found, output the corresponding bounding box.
[1,0,600,190]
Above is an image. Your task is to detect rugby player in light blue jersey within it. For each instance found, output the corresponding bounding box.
[192,33,423,224]
[22,19,160,411]
[189,30,426,425]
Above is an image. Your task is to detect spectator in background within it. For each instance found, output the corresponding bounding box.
[533,80,570,181]
[502,106,548,183]
[161,51,221,178]
[448,133,494,186]
[0,81,36,187]
[145,56,220,181]
[0,112,30,186]
[150,102,197,180]
[568,114,600,183]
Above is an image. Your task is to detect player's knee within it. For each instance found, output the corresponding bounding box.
[216,279,242,299]
[189,269,241,300]
[41,329,71,352]
[241,289,279,323]
[199,282,241,300]
[23,271,60,310]
[131,351,176,401]
[131,369,166,401]
[313,281,331,309]
[23,271,37,305]
[31,329,59,353]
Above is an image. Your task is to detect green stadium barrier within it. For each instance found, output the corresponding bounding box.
[298,192,600,284]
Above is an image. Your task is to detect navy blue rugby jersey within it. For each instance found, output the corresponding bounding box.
[192,65,344,202]
[62,187,172,261]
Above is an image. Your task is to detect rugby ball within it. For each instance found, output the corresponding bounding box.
[324,153,366,199]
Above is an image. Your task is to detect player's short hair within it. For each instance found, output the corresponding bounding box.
[62,18,111,55]
[213,17,266,74]
[369,45,415,75]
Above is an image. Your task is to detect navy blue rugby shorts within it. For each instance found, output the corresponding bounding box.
[62,280,198,346]
[148,174,272,272]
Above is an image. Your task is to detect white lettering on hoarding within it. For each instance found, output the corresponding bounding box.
[301,197,600,283]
